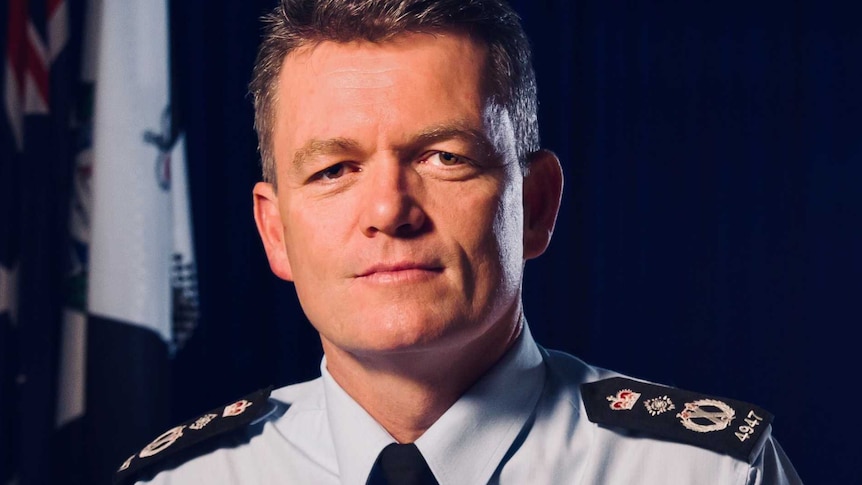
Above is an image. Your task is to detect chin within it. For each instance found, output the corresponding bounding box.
[336,313,473,355]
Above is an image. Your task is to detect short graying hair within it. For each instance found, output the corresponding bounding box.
[249,0,540,184]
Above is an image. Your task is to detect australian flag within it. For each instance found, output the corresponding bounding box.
[2,0,80,483]
[3,0,198,483]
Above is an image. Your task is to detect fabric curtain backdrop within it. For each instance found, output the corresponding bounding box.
[171,1,860,483]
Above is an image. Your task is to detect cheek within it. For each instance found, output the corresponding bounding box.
[281,201,347,278]
[281,204,346,326]
[491,180,526,281]
[446,177,524,280]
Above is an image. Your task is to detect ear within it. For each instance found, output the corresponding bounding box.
[523,149,563,260]
[253,182,294,281]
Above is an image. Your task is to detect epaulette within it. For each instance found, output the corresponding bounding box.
[114,387,275,485]
[580,377,773,462]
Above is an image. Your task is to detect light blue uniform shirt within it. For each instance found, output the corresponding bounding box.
[136,324,801,484]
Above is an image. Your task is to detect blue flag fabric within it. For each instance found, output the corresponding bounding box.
[1,0,80,483]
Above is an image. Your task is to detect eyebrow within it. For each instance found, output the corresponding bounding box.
[291,137,363,172]
[290,121,499,172]
[408,122,498,162]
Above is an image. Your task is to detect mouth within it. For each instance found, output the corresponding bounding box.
[356,263,443,283]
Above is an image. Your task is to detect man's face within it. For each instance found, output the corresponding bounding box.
[254,32,554,358]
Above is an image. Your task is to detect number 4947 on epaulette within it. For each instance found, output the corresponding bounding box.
[735,410,764,442]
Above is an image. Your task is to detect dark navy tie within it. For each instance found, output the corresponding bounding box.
[367,443,439,485]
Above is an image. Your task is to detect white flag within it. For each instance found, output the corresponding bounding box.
[87,0,191,343]
[54,0,198,479]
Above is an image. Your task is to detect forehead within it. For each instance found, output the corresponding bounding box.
[271,32,491,165]
[280,30,489,92]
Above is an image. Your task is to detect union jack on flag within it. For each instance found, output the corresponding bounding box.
[2,0,75,483]
[4,0,69,149]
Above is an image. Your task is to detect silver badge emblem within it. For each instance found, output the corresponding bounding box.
[644,395,676,416]
[189,413,218,430]
[677,399,735,432]
[139,425,186,458]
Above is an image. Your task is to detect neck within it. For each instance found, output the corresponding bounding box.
[322,306,523,443]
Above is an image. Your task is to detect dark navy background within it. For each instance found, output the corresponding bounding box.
[170,1,861,482]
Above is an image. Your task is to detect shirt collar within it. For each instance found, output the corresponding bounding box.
[322,322,546,485]
[322,359,396,485]
[416,323,545,485]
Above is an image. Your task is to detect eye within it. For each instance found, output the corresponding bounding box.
[426,151,467,166]
[317,163,347,180]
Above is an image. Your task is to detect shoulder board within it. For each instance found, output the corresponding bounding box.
[580,377,773,462]
[114,387,275,485]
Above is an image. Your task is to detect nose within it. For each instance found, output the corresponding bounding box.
[359,160,427,238]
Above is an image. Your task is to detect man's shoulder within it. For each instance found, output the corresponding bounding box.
[270,375,325,407]
[538,348,775,464]
[116,377,325,485]
[538,346,621,397]
[578,375,774,463]
[525,348,804,482]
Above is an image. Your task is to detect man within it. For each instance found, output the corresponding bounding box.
[116,0,801,483]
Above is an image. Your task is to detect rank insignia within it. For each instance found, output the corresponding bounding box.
[189,413,218,430]
[677,399,735,432]
[223,399,253,417]
[114,387,275,485]
[139,425,186,458]
[607,389,641,410]
[581,377,774,462]
[644,395,675,416]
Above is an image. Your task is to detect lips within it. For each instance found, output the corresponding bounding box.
[355,262,443,281]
